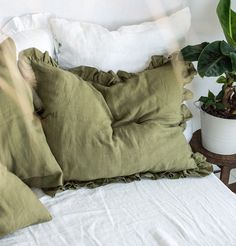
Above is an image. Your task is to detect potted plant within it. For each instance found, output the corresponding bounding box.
[181,0,236,155]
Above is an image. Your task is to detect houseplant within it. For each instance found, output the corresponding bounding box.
[181,0,236,154]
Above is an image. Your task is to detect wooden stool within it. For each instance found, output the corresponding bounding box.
[190,130,236,193]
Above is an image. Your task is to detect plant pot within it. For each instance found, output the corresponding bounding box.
[200,109,236,155]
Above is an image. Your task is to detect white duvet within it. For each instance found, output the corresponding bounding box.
[1,174,236,246]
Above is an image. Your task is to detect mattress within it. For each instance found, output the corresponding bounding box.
[1,174,236,246]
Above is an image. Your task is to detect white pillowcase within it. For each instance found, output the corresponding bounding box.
[1,13,55,57]
[50,7,191,72]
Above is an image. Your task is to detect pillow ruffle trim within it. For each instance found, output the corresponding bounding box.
[44,152,213,197]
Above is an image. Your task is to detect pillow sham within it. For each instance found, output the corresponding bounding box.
[1,13,54,57]
[0,164,51,238]
[19,48,212,189]
[50,7,191,72]
[0,37,62,188]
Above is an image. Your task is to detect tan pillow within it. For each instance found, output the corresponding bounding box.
[0,164,51,237]
[0,37,62,189]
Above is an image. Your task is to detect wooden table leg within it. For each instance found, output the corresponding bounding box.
[228,183,236,193]
[220,166,231,185]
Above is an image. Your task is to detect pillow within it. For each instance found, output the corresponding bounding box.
[0,164,51,237]
[1,13,54,57]
[0,37,62,189]
[50,7,191,72]
[19,48,212,189]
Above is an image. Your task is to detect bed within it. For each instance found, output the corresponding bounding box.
[1,0,236,245]
[1,175,236,245]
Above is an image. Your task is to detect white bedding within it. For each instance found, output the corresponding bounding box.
[1,174,236,246]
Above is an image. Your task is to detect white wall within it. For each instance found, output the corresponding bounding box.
[188,0,236,131]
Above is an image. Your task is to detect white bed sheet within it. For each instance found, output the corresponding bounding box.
[1,174,236,246]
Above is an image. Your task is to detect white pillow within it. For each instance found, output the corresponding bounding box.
[1,13,55,57]
[50,7,191,72]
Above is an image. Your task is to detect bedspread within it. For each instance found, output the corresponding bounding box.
[1,174,236,246]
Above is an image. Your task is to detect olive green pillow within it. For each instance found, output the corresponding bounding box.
[0,38,62,188]
[0,164,51,238]
[19,48,212,188]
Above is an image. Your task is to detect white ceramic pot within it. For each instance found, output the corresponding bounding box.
[200,109,236,155]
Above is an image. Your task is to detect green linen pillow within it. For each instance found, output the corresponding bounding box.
[19,48,212,189]
[0,163,51,238]
[0,37,62,188]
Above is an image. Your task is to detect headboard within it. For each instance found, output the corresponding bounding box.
[0,0,187,29]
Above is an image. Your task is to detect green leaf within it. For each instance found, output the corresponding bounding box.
[231,71,236,81]
[215,102,225,109]
[216,75,227,83]
[199,96,209,103]
[181,42,209,61]
[204,100,215,109]
[230,52,236,70]
[216,89,225,100]
[197,41,232,77]
[217,0,236,47]
[208,90,215,100]
[220,40,236,55]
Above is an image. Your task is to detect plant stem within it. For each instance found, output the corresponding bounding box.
[222,72,234,106]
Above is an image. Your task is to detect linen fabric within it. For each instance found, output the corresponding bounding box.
[50,7,191,72]
[0,164,51,237]
[1,13,54,57]
[19,48,212,187]
[0,37,62,188]
[1,174,236,245]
